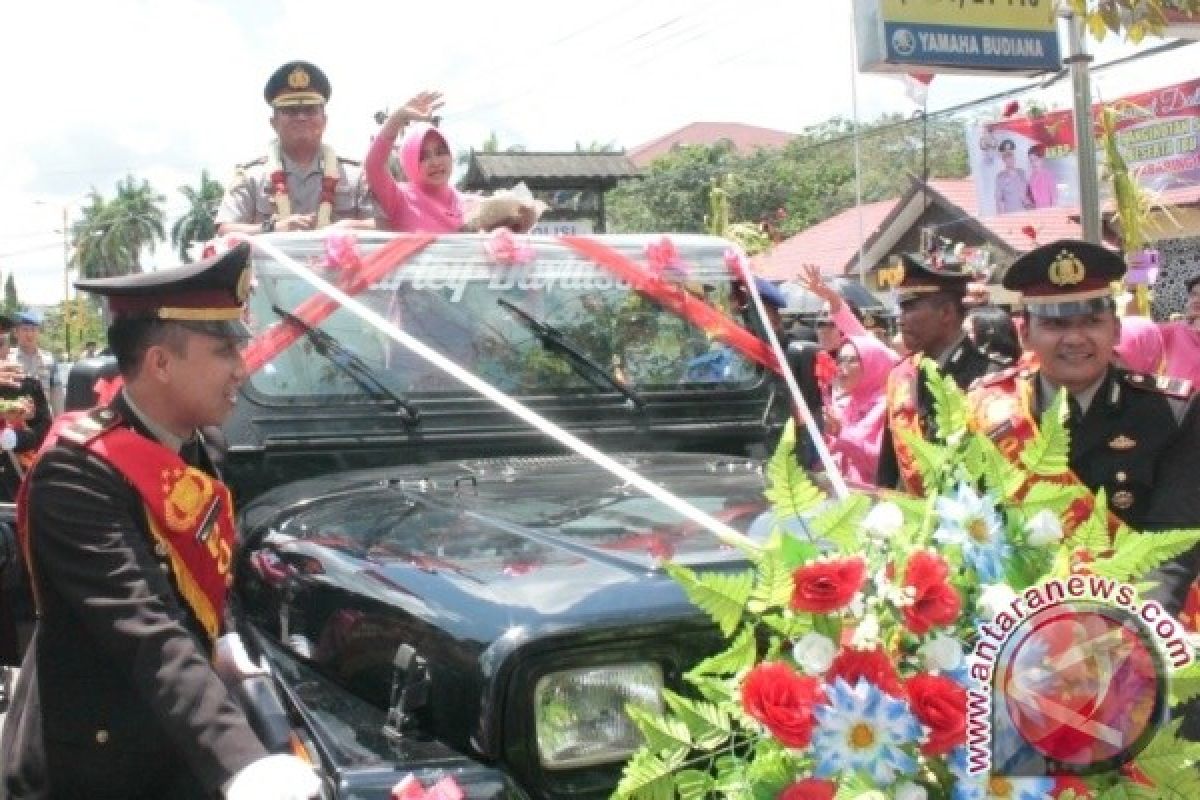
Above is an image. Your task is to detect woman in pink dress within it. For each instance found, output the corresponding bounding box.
[365,91,466,233]
[1158,274,1200,385]
[823,334,900,486]
[1026,144,1057,209]
[1115,315,1166,374]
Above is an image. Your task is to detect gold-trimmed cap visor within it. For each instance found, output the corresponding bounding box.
[75,243,252,337]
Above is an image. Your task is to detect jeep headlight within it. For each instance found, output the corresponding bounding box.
[534,663,663,769]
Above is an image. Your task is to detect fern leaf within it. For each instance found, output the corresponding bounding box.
[675,770,712,800]
[749,546,795,612]
[1020,479,1090,517]
[1064,490,1112,559]
[662,689,731,750]
[810,493,872,552]
[1134,718,1200,786]
[626,705,692,753]
[665,562,753,637]
[1170,660,1200,707]
[687,627,757,679]
[923,361,969,444]
[898,428,948,487]
[744,738,791,785]
[1021,391,1071,476]
[614,745,688,800]
[1089,528,1200,582]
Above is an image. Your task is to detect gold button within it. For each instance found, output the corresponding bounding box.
[159,563,170,573]
[1116,471,1128,482]
[95,729,109,744]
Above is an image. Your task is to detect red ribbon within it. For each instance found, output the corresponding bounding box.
[241,234,435,373]
[559,236,781,375]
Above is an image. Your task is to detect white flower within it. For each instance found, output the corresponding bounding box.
[862,501,905,540]
[920,633,965,673]
[1025,509,1064,547]
[792,632,836,674]
[851,612,881,650]
[895,782,928,800]
[978,583,1019,620]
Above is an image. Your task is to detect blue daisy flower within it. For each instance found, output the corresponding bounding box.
[811,677,921,786]
[933,483,1011,582]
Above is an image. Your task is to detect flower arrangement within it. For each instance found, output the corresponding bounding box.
[616,366,1200,800]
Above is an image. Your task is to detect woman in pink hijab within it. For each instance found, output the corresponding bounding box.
[365,91,465,233]
[824,334,899,486]
[1114,315,1165,374]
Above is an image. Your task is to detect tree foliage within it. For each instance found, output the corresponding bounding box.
[607,113,969,235]
[3,274,17,314]
[71,175,166,279]
[170,169,224,263]
[1067,0,1200,43]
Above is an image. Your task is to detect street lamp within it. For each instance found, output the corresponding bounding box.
[33,200,78,360]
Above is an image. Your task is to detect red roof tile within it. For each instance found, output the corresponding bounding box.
[751,198,899,280]
[628,122,796,167]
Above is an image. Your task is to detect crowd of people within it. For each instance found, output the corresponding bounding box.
[0,56,1197,799]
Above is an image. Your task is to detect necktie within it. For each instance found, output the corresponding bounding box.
[1066,395,1084,435]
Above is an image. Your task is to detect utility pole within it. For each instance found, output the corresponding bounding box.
[1066,12,1102,244]
[61,205,72,359]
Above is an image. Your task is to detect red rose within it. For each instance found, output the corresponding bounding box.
[901,551,962,634]
[906,673,967,756]
[790,557,866,613]
[826,647,903,697]
[777,779,836,800]
[1002,100,1020,117]
[740,662,825,748]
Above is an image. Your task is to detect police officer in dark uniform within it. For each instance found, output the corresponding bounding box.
[972,239,1200,613]
[876,250,1010,489]
[1,246,320,799]
[0,317,52,504]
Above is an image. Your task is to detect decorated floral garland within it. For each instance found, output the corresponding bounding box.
[265,140,340,227]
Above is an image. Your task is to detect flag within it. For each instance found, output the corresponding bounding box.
[904,72,934,107]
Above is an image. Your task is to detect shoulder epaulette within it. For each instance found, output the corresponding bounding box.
[337,156,361,166]
[1123,371,1193,399]
[985,351,1014,367]
[58,407,122,446]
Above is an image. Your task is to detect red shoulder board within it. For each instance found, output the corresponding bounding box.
[58,406,122,447]
[1122,371,1193,399]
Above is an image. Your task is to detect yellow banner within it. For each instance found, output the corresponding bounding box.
[881,0,1057,32]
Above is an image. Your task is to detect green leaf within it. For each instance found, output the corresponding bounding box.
[686,674,734,706]
[1064,490,1113,559]
[809,493,872,551]
[626,705,692,753]
[1089,528,1200,583]
[760,611,813,639]
[675,770,713,800]
[898,428,948,487]
[1020,479,1090,517]
[749,545,795,612]
[923,360,969,444]
[780,533,819,569]
[1134,718,1200,787]
[665,562,754,637]
[1170,660,1200,707]
[744,738,791,786]
[764,420,825,518]
[614,745,688,800]
[1020,390,1071,476]
[662,689,731,750]
[687,626,758,679]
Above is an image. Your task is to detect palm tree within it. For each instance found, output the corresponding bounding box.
[108,175,166,272]
[71,177,167,278]
[170,170,224,263]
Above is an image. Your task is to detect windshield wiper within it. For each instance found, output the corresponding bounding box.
[497,298,646,410]
[272,305,420,426]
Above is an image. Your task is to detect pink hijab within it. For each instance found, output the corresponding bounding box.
[396,123,463,232]
[1115,316,1165,374]
[826,335,899,486]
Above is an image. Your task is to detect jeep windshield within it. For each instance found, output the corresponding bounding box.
[244,233,762,400]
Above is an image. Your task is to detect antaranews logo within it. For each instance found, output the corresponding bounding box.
[964,575,1189,777]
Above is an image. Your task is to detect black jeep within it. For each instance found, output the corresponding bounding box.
[36,233,801,799]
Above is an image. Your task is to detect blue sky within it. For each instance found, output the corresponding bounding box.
[2,0,1193,304]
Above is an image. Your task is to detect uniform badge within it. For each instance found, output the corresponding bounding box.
[985,395,1018,428]
[1112,490,1135,510]
[161,466,215,534]
[1107,435,1137,450]
[1049,249,1086,286]
[287,66,311,89]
